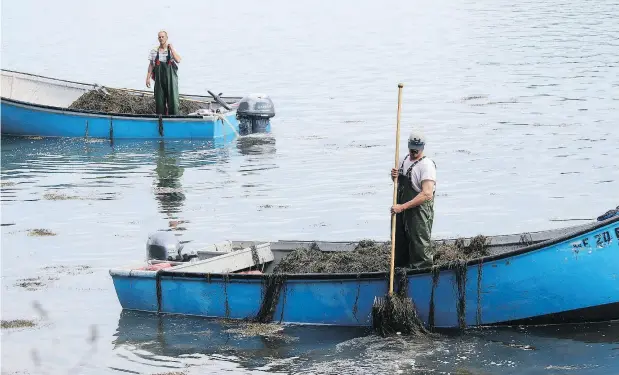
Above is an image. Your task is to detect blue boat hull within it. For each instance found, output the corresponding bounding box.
[1,69,273,140]
[1,99,246,140]
[110,216,619,329]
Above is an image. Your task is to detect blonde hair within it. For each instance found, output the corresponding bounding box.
[158,30,168,37]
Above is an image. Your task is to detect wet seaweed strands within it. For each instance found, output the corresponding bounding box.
[454,261,468,329]
[253,274,286,323]
[428,266,441,330]
[433,235,490,330]
[372,269,429,337]
[426,236,490,330]
[68,87,205,116]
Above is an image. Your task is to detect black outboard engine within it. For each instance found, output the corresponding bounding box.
[236,94,275,135]
[146,231,183,261]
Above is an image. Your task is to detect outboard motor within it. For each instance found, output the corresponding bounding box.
[146,231,183,261]
[236,94,275,135]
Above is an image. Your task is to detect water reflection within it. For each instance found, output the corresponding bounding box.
[1,137,166,175]
[491,321,619,344]
[112,310,619,374]
[153,141,186,218]
[112,310,369,368]
[236,134,277,156]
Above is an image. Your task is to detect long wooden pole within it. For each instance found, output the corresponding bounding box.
[389,83,403,295]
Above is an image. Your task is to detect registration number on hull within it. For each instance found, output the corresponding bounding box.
[570,226,619,253]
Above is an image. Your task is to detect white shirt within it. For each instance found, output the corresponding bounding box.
[148,47,179,64]
[398,155,437,193]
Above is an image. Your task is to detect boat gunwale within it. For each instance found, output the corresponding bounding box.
[1,68,244,102]
[109,216,619,281]
[1,96,239,122]
[1,69,243,120]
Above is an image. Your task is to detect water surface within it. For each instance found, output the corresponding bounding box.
[2,0,618,373]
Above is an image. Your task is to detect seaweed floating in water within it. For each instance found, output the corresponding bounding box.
[1,319,36,329]
[27,229,57,237]
[223,320,298,342]
[43,192,81,201]
[15,277,45,290]
[68,87,205,116]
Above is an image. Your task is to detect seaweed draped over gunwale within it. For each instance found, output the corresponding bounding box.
[254,237,490,327]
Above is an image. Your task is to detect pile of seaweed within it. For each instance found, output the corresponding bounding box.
[273,240,390,274]
[68,87,204,116]
[273,236,491,274]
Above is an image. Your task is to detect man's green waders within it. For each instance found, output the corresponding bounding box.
[152,47,180,115]
[394,156,435,269]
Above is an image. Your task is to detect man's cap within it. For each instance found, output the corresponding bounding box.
[408,130,426,150]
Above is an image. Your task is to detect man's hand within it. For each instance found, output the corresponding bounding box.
[168,43,181,63]
[146,77,151,88]
[391,204,404,214]
[391,168,398,180]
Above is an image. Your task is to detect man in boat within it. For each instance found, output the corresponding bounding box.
[146,30,182,115]
[390,130,437,269]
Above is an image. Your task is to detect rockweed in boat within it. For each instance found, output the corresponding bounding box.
[68,87,204,116]
[273,236,491,275]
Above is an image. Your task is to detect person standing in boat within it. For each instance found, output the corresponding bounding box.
[390,130,437,269]
[146,30,182,115]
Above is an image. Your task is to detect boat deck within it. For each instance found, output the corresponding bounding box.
[151,219,600,276]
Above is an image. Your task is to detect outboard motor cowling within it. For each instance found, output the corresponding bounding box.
[146,231,183,261]
[236,94,275,135]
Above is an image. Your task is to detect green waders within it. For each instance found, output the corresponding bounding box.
[152,47,180,115]
[394,156,435,269]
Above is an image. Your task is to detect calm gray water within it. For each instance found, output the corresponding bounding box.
[2,0,619,374]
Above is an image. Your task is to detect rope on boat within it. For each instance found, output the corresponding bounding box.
[214,112,240,137]
[155,270,163,314]
[428,266,440,330]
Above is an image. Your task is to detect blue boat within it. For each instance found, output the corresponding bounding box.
[1,69,275,140]
[109,214,619,329]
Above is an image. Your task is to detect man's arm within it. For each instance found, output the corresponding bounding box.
[398,180,435,211]
[403,180,434,210]
[146,62,153,87]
